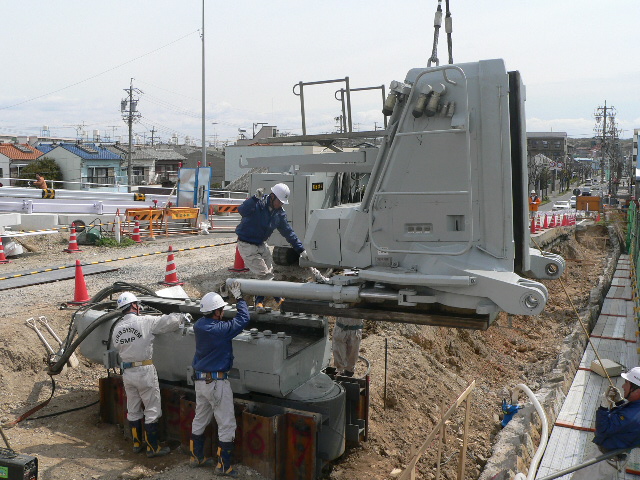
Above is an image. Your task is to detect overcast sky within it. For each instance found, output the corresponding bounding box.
[1,0,638,145]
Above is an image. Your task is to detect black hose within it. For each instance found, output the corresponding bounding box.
[48,307,124,375]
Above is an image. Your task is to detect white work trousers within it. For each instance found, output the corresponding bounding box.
[191,379,237,442]
[237,241,275,281]
[123,365,162,423]
[571,441,627,480]
[332,318,363,373]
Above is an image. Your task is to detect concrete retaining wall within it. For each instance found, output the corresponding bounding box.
[480,225,621,480]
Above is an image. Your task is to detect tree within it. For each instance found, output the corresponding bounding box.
[19,157,63,187]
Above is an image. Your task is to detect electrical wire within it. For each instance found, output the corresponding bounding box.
[0,30,200,111]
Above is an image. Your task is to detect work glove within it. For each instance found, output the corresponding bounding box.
[601,385,624,409]
[607,385,624,404]
[299,250,309,261]
[181,313,194,324]
[229,280,243,299]
[255,187,264,198]
[309,267,329,284]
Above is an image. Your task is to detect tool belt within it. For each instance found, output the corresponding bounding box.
[336,322,363,331]
[193,371,228,384]
[122,359,153,369]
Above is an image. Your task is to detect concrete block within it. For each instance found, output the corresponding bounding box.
[0,213,21,230]
[58,214,122,228]
[17,213,59,230]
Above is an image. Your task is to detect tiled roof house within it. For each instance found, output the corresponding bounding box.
[0,143,44,182]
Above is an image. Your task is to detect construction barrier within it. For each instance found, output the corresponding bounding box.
[125,208,165,238]
[210,204,239,215]
[41,188,56,199]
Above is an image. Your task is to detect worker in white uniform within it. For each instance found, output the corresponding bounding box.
[112,292,183,457]
[332,317,363,377]
[189,281,249,476]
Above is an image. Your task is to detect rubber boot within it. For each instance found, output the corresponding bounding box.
[144,421,170,458]
[129,419,144,454]
[189,433,214,468]
[215,440,238,477]
[255,296,266,314]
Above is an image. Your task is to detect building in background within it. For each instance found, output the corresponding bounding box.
[0,143,44,181]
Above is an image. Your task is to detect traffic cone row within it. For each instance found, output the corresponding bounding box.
[0,239,9,264]
[161,245,183,286]
[64,223,82,253]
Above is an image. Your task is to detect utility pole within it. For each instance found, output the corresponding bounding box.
[121,79,142,193]
[201,0,206,168]
[150,127,156,146]
[593,102,618,196]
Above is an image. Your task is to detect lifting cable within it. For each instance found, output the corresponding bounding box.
[428,0,454,67]
[531,237,615,389]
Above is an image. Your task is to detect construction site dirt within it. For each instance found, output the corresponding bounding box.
[0,224,612,480]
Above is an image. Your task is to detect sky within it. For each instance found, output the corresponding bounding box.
[1,0,639,146]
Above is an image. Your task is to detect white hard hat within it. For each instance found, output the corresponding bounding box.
[622,367,640,387]
[117,292,139,309]
[271,183,290,204]
[200,292,227,313]
[531,190,536,194]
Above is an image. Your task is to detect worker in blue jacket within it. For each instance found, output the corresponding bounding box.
[235,183,307,313]
[572,367,640,479]
[189,281,249,477]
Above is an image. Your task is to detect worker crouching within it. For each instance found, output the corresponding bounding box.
[112,292,183,457]
[190,281,249,476]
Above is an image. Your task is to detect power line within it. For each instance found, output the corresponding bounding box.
[0,30,199,112]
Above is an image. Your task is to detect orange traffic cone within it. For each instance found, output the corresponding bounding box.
[67,260,91,305]
[0,240,10,264]
[161,245,183,286]
[131,221,142,243]
[530,217,537,234]
[229,245,249,272]
[562,214,568,226]
[596,213,601,222]
[64,223,82,253]
[542,214,549,229]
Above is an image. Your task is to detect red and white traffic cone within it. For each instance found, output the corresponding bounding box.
[67,260,91,305]
[64,223,82,253]
[131,221,142,243]
[0,240,10,264]
[530,217,537,234]
[542,214,549,229]
[161,245,183,286]
[229,245,249,272]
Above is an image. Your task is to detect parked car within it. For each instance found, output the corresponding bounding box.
[552,200,571,211]
[581,188,592,196]
[570,196,577,208]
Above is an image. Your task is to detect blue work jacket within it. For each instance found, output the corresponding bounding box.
[594,400,640,450]
[192,299,250,373]
[235,194,304,253]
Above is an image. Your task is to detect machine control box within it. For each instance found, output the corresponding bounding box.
[0,448,38,480]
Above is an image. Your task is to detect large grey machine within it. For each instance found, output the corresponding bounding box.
[50,286,348,466]
[233,59,565,328]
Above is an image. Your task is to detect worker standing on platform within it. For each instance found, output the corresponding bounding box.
[332,317,363,377]
[572,367,640,479]
[235,183,307,313]
[529,190,541,218]
[189,281,249,477]
[113,292,183,457]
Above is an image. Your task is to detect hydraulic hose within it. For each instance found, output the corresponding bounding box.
[510,384,548,480]
[48,307,124,375]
